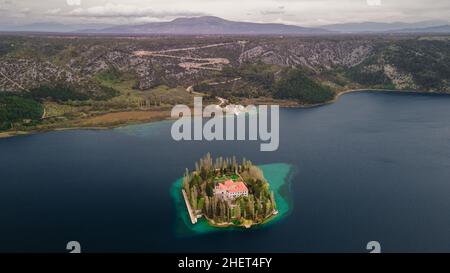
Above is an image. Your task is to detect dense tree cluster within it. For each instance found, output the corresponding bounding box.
[273,68,335,104]
[383,40,450,90]
[30,83,118,102]
[0,93,43,130]
[30,84,89,102]
[195,64,336,104]
[347,60,394,87]
[347,40,450,91]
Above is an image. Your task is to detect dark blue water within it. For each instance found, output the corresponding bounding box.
[1,91,450,253]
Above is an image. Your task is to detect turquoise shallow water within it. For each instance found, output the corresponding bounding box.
[115,120,173,138]
[171,163,294,236]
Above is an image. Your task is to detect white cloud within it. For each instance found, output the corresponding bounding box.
[66,0,81,6]
[367,0,381,6]
[0,0,13,11]
[0,0,449,27]
[46,8,61,15]
[64,3,205,20]
[261,5,285,15]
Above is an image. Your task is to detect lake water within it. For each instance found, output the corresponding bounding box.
[1,91,450,253]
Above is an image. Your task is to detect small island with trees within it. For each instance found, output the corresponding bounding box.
[181,154,278,228]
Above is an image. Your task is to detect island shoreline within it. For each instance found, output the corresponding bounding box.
[172,162,293,235]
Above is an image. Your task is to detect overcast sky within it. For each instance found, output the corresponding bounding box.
[0,0,449,27]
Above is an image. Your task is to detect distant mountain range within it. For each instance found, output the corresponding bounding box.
[96,16,329,35]
[320,20,450,33]
[1,17,449,35]
[0,22,116,33]
[393,24,450,33]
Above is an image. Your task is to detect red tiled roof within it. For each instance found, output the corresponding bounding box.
[224,180,234,187]
[217,180,248,193]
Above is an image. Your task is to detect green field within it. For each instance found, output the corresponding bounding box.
[215,174,240,182]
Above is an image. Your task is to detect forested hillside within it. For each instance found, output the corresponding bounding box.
[0,34,448,132]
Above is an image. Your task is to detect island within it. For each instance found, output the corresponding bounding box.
[181,154,279,229]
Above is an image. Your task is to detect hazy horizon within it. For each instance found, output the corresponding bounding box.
[0,0,449,29]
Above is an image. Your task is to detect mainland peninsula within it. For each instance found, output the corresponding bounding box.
[181,154,278,228]
[1,31,449,138]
